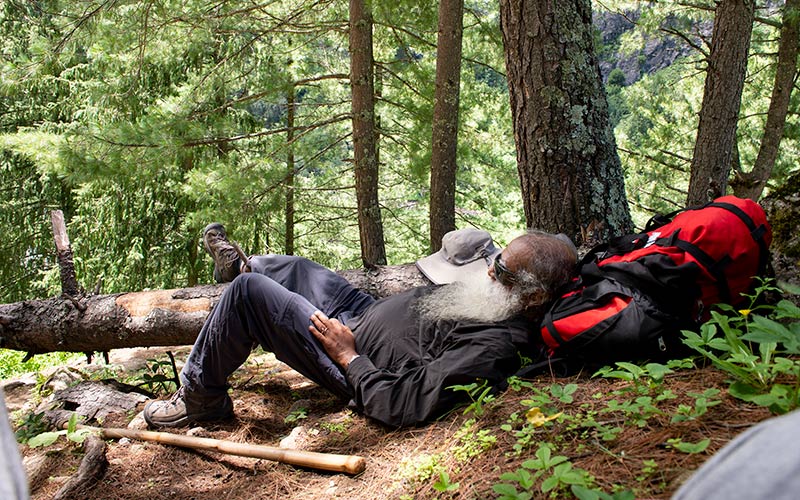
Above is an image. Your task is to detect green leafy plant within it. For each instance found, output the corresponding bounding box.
[541,461,592,494]
[683,281,800,414]
[507,376,535,392]
[14,412,49,443]
[500,385,568,455]
[284,407,308,424]
[26,413,93,448]
[448,379,496,417]
[319,421,347,434]
[571,485,636,500]
[551,383,578,403]
[635,459,661,486]
[671,388,722,423]
[594,361,674,394]
[520,386,554,411]
[138,355,179,395]
[432,470,460,493]
[502,407,562,454]
[569,411,623,442]
[666,437,710,454]
[395,453,443,485]
[452,419,497,461]
[493,482,533,499]
[494,443,594,497]
[602,396,664,427]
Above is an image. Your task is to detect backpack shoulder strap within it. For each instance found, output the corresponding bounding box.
[644,206,686,232]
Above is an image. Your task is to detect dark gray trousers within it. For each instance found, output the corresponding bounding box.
[180,255,375,400]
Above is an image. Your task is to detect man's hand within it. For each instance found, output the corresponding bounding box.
[309,311,359,369]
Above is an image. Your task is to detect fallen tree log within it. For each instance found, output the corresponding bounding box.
[0,263,429,354]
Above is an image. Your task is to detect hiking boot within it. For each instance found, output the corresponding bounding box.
[202,222,244,283]
[143,386,234,428]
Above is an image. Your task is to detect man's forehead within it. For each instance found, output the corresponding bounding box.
[501,238,533,264]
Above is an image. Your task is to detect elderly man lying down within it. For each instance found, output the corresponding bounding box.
[144,226,577,428]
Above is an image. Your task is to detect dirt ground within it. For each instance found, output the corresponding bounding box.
[5,347,774,500]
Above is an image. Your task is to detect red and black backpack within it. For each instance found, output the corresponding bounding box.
[539,195,772,367]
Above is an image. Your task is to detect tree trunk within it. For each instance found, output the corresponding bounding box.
[286,85,296,255]
[687,0,755,205]
[180,154,200,288]
[429,0,464,252]
[187,236,198,288]
[499,0,632,245]
[349,0,386,266]
[732,0,799,201]
[0,264,429,355]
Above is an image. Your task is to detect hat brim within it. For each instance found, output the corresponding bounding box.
[415,248,501,285]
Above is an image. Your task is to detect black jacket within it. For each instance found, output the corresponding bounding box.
[345,286,536,427]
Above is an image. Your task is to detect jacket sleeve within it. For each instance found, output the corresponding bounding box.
[345,324,521,427]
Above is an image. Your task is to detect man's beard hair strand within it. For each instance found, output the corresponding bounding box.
[416,273,525,323]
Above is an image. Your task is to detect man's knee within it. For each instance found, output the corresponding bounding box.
[228,272,271,299]
[228,272,298,315]
[230,272,254,287]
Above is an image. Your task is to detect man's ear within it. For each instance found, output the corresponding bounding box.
[524,290,547,308]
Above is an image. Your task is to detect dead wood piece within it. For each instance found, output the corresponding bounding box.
[52,434,108,500]
[50,209,82,298]
[41,380,151,426]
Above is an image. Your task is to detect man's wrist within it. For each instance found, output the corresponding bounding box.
[342,353,360,368]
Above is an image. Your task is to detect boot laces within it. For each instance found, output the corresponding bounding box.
[163,386,186,408]
[208,231,248,267]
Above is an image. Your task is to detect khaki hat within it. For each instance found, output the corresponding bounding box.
[416,228,501,285]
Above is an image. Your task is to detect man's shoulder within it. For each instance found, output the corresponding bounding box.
[456,316,537,349]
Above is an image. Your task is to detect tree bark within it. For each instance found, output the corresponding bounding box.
[0,264,429,354]
[50,210,81,297]
[732,0,799,201]
[52,434,107,500]
[286,85,296,255]
[350,0,387,266]
[687,0,755,205]
[429,0,464,252]
[499,0,633,245]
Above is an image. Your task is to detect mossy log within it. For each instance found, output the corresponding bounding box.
[0,264,429,355]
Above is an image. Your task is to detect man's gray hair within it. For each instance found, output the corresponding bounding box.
[510,230,578,307]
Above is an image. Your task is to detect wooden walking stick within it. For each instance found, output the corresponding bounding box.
[71,424,366,475]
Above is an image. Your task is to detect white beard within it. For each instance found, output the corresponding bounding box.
[417,273,525,323]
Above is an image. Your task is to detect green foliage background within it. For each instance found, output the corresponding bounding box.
[0,0,797,305]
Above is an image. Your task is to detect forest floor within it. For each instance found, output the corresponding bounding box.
[4,345,775,500]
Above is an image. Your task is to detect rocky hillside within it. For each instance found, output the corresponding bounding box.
[594,8,706,85]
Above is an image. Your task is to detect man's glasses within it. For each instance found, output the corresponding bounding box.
[493,253,517,286]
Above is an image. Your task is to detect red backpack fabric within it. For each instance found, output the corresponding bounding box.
[539,196,772,366]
